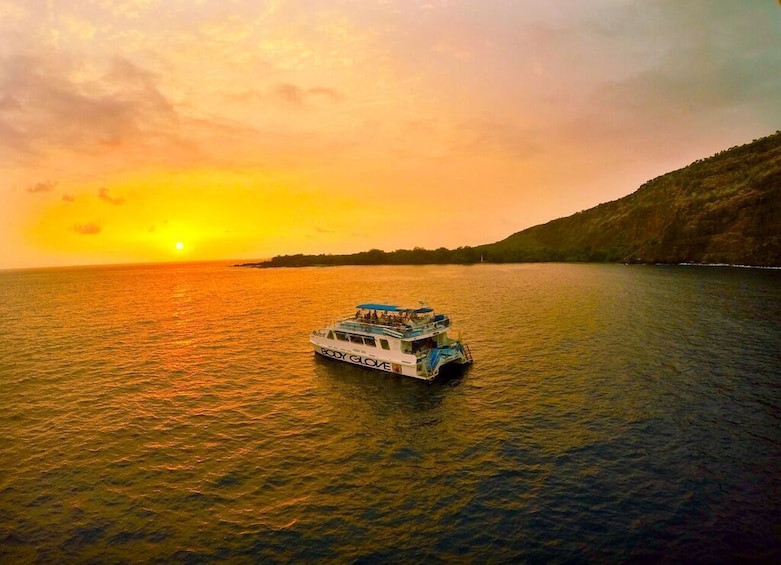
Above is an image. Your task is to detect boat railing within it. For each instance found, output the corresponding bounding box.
[338,320,406,338]
[337,315,450,339]
[398,318,450,338]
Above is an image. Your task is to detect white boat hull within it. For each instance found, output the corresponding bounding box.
[312,344,424,378]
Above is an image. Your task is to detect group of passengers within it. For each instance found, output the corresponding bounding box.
[355,309,430,326]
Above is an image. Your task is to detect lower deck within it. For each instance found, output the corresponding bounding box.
[310,324,471,381]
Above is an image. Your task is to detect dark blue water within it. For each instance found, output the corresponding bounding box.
[1,262,779,562]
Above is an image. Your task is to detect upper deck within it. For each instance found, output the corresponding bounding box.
[335,303,451,340]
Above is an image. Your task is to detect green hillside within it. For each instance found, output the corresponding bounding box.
[479,131,781,266]
[240,131,781,268]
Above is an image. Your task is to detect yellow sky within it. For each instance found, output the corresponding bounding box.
[1,0,779,268]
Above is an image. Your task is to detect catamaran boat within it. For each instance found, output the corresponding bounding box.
[310,303,473,381]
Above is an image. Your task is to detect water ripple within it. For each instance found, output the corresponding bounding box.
[1,263,779,562]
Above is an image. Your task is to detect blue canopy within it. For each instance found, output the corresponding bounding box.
[356,303,400,311]
[356,303,433,313]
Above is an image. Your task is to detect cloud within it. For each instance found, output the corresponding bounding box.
[274,83,305,105]
[273,83,342,106]
[590,1,781,127]
[455,120,541,160]
[307,87,342,103]
[0,54,178,158]
[0,95,22,111]
[72,222,101,235]
[62,193,75,202]
[26,180,56,193]
[98,187,124,205]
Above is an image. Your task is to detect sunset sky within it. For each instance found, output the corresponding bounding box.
[2,1,780,269]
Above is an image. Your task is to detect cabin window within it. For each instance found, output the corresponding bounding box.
[327,331,335,340]
[335,331,348,341]
[350,335,363,344]
[364,336,376,347]
[380,339,390,350]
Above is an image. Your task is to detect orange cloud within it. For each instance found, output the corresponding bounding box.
[273,83,343,106]
[26,180,56,193]
[0,55,177,160]
[72,222,101,235]
[98,187,124,205]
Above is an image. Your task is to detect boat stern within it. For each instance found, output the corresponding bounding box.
[419,340,473,379]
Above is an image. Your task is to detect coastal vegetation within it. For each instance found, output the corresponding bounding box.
[238,131,781,268]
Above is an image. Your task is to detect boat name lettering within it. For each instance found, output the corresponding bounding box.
[321,348,391,370]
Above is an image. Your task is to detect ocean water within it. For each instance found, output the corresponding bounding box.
[1,262,779,563]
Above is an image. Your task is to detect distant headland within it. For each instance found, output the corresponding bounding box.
[237,131,781,269]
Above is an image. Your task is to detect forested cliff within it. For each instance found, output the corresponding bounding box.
[480,131,781,265]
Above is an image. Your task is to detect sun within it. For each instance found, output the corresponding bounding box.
[175,242,184,250]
